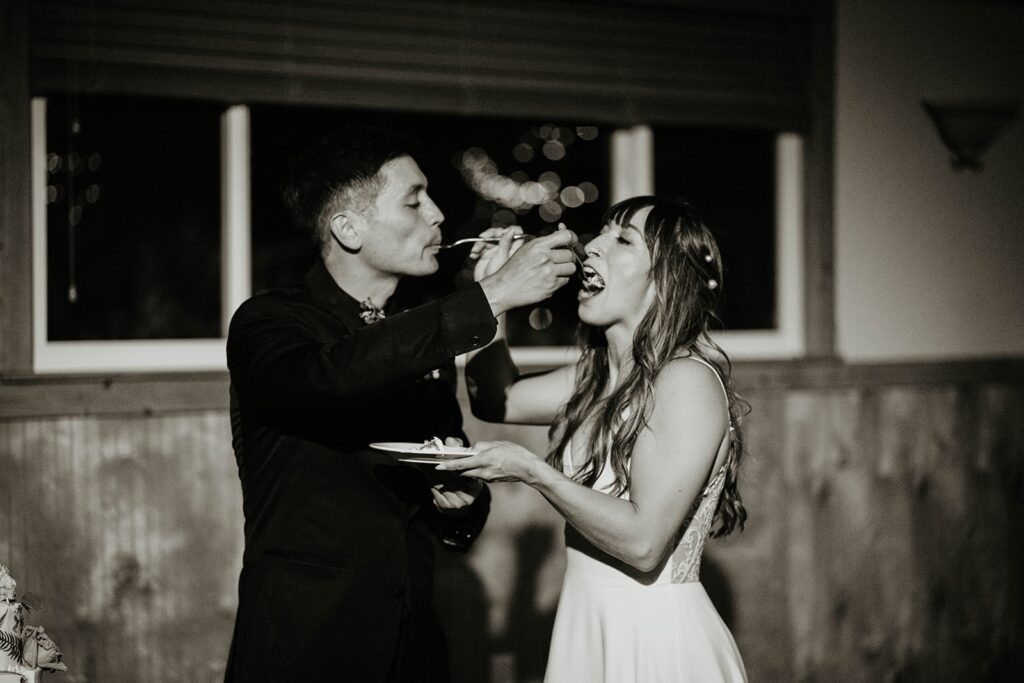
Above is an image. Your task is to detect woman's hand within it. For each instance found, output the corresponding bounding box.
[435,440,546,484]
[471,226,525,282]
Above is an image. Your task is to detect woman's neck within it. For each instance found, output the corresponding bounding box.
[603,324,635,388]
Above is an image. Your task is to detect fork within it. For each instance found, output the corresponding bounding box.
[442,224,587,271]
[556,222,588,271]
[436,233,529,250]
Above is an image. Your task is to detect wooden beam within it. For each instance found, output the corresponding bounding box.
[803,0,837,357]
[1,358,1021,419]
[0,372,231,418]
[0,0,33,374]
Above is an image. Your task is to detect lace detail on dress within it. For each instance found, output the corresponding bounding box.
[670,465,727,583]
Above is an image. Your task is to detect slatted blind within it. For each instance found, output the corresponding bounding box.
[29,0,811,129]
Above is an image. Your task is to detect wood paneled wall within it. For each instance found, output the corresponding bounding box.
[0,413,242,682]
[1,370,1021,682]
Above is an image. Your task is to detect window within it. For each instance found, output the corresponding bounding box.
[31,97,250,373]
[42,93,222,340]
[30,97,803,373]
[651,125,805,358]
[586,124,805,360]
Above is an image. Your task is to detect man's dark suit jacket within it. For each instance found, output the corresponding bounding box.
[224,261,496,682]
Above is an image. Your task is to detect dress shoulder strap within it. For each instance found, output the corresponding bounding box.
[673,355,737,445]
[675,355,729,410]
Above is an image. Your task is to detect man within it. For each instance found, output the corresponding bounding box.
[224,126,576,681]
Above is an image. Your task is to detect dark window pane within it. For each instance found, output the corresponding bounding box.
[653,126,776,331]
[44,93,222,340]
[250,106,610,346]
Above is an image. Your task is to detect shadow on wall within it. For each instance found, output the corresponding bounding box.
[434,524,558,683]
[501,526,559,683]
[701,555,736,629]
[433,539,490,683]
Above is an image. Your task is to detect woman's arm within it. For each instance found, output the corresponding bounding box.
[465,335,576,424]
[465,226,577,425]
[442,358,728,571]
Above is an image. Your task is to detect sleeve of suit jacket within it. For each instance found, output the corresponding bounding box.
[228,282,497,416]
[427,484,492,552]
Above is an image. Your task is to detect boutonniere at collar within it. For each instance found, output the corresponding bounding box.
[359,297,386,325]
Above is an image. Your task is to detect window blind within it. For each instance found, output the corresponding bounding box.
[30,0,811,129]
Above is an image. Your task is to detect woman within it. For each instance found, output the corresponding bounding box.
[440,196,749,682]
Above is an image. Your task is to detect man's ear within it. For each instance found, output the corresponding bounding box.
[329,212,362,253]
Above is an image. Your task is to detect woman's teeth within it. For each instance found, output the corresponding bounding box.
[580,265,606,295]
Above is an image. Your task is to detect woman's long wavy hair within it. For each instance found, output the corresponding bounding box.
[548,196,748,537]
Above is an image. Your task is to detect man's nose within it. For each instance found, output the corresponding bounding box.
[423,195,444,226]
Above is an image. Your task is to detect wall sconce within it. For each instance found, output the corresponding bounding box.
[921,100,1018,172]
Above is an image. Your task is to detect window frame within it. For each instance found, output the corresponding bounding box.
[29,98,251,374]
[507,127,806,366]
[28,102,804,374]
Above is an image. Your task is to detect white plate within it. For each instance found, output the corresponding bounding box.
[370,442,477,464]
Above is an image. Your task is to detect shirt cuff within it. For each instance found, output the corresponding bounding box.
[433,485,491,551]
[439,283,498,357]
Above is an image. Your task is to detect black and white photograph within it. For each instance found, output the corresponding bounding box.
[1,1,1022,681]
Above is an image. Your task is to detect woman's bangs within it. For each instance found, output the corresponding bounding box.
[602,196,652,231]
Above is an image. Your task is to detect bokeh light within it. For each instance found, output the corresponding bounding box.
[512,142,534,163]
[528,306,554,330]
[561,185,585,208]
[539,201,563,222]
[492,209,516,226]
[538,171,561,193]
[579,181,599,203]
[542,140,565,161]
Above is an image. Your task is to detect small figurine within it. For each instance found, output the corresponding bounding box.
[0,565,16,603]
[0,565,67,678]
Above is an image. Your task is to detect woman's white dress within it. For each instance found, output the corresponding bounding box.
[543,359,748,683]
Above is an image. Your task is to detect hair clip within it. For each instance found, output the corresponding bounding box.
[707,278,718,290]
[704,253,713,263]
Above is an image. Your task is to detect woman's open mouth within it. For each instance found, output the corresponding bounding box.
[579,265,606,297]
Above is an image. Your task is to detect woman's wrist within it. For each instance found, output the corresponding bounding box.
[524,456,557,489]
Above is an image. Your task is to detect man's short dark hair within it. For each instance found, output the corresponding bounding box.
[283,125,420,253]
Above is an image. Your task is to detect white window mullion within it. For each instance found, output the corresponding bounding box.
[610,126,653,202]
[222,105,251,337]
[31,98,49,366]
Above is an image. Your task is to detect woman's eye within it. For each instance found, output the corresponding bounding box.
[617,236,630,245]
[407,202,421,209]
